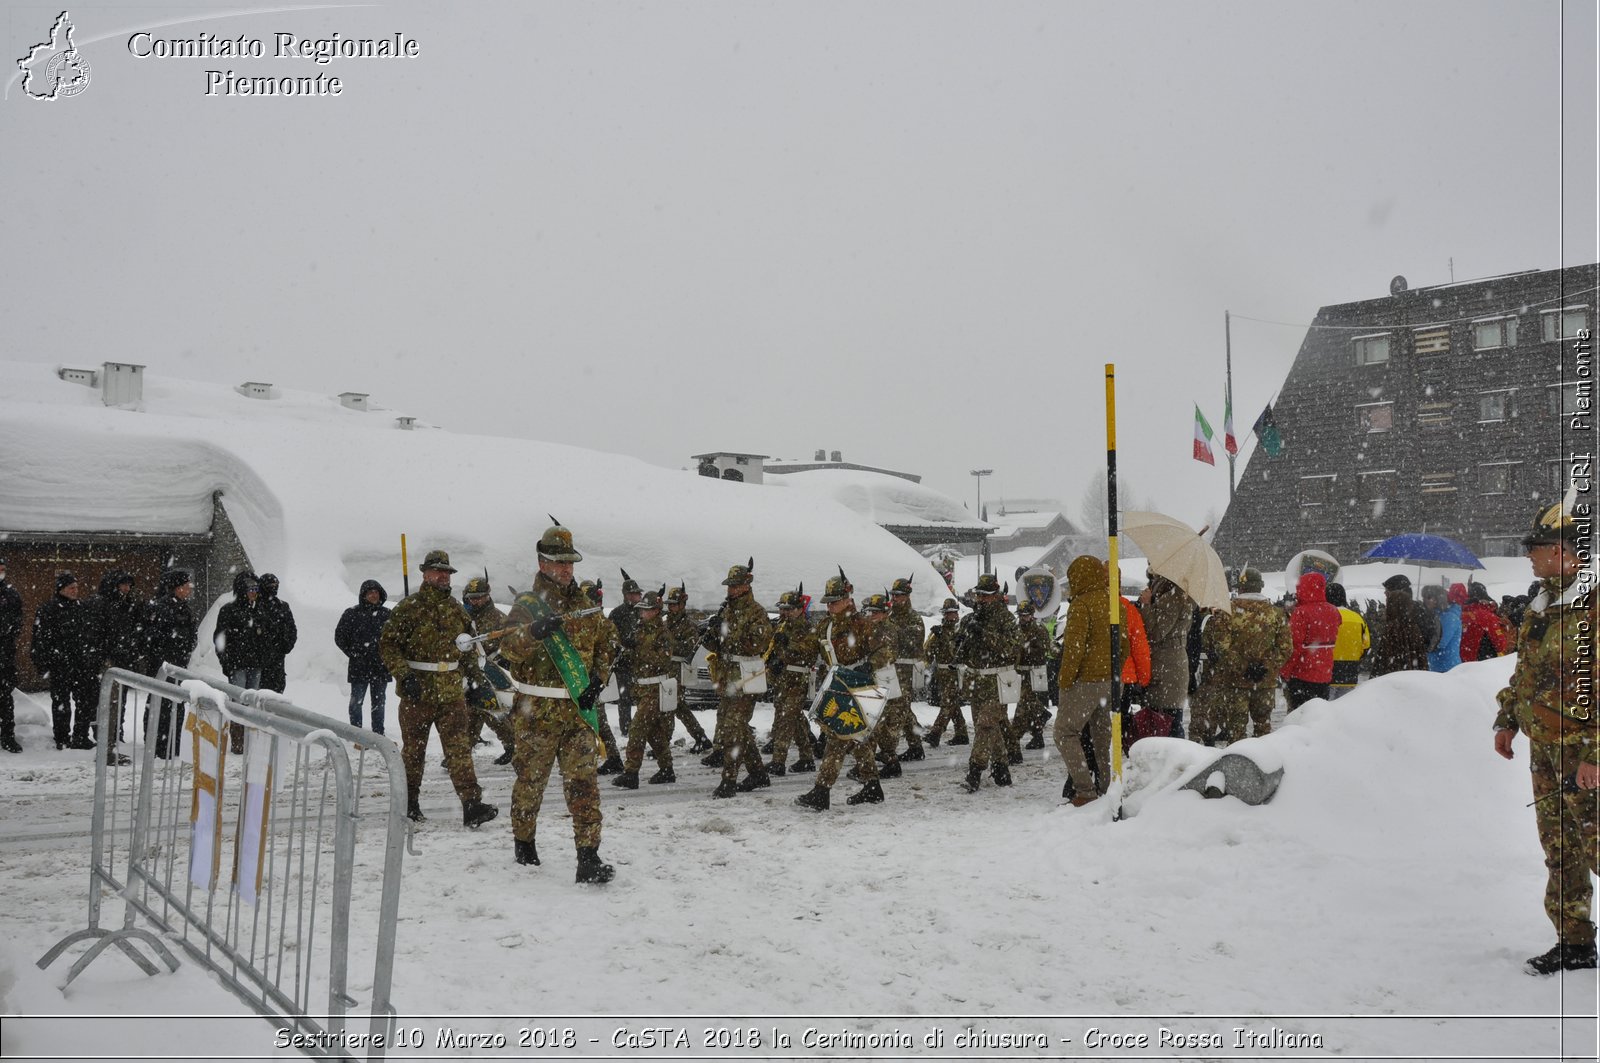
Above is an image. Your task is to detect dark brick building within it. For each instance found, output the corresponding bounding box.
[1213,263,1597,569]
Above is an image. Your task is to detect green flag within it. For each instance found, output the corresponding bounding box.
[1253,403,1284,457]
[512,591,597,733]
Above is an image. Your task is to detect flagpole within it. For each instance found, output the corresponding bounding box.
[1225,310,1236,503]
[1105,364,1124,816]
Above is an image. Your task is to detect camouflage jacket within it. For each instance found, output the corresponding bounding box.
[1017,618,1051,667]
[609,602,640,670]
[924,619,960,671]
[957,600,1021,672]
[466,598,507,643]
[497,572,614,695]
[768,613,821,693]
[629,613,671,681]
[664,610,700,666]
[715,591,772,659]
[1210,595,1292,689]
[886,603,926,665]
[1494,572,1598,756]
[378,584,483,703]
[815,604,892,672]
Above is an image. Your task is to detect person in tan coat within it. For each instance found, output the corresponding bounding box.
[1054,555,1113,805]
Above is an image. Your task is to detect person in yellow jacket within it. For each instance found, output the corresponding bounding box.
[1325,581,1370,700]
[1054,555,1112,806]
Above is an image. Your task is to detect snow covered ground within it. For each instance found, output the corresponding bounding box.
[2,656,1598,1061]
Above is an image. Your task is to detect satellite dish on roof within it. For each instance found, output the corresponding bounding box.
[1389,275,1408,295]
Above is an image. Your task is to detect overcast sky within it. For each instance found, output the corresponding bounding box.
[3,0,1595,534]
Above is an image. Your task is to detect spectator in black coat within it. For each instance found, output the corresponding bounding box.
[143,569,198,759]
[0,558,27,753]
[82,570,145,748]
[215,572,274,689]
[335,579,391,733]
[257,573,297,694]
[1369,574,1435,676]
[31,572,101,750]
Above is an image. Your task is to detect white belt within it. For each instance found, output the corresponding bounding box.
[511,680,568,697]
[785,665,812,674]
[408,660,459,672]
[894,658,920,666]
[635,675,668,686]
[975,666,1009,675]
[670,656,689,663]
[728,654,764,664]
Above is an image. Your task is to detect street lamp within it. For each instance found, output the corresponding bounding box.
[970,469,993,576]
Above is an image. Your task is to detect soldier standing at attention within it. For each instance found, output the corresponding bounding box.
[378,550,499,829]
[609,572,643,738]
[794,573,892,811]
[766,588,820,776]
[1010,600,1052,754]
[498,523,615,883]
[879,576,927,766]
[662,585,713,754]
[1213,568,1291,741]
[462,576,517,765]
[708,560,773,798]
[959,573,1022,793]
[612,589,676,788]
[923,598,968,747]
[1493,497,1598,974]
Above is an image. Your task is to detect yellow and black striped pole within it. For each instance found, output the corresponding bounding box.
[1105,365,1124,794]
[400,534,410,598]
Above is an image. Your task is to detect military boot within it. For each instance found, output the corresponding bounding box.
[1025,731,1045,750]
[766,761,786,777]
[1526,942,1598,975]
[926,731,941,748]
[514,838,540,866]
[463,799,499,829]
[611,770,640,789]
[406,796,426,822]
[701,749,725,768]
[597,753,625,776]
[901,745,925,762]
[961,765,983,793]
[846,779,885,805]
[710,779,739,799]
[812,734,827,758]
[990,761,1013,787]
[736,770,771,793]
[647,767,676,784]
[761,738,775,755]
[948,732,970,746]
[689,736,713,755]
[493,744,515,766]
[794,785,829,812]
[789,759,816,774]
[1,734,21,754]
[879,759,903,779]
[575,846,615,884]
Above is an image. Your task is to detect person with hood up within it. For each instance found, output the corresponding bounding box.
[1370,574,1435,676]
[1423,584,1463,673]
[1054,555,1113,805]
[1139,574,1193,739]
[1324,582,1370,700]
[1280,571,1342,709]
[335,579,392,733]
[1459,582,1510,662]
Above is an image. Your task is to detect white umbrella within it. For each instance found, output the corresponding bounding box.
[1120,510,1232,613]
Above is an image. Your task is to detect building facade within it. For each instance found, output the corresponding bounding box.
[1213,263,1596,568]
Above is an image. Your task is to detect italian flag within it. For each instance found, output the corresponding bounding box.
[1224,392,1238,456]
[1193,404,1216,465]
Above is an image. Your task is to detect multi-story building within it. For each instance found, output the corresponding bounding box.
[1212,263,1596,568]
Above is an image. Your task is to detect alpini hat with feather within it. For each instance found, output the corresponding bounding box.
[821,566,853,603]
[776,583,805,610]
[721,557,754,586]
[972,573,1002,596]
[889,575,914,597]
[1523,486,1583,548]
[620,568,642,596]
[537,515,583,563]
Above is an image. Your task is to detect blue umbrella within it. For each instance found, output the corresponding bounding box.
[1361,533,1484,569]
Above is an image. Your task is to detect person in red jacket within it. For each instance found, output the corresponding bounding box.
[1281,571,1341,710]
[1458,582,1510,662]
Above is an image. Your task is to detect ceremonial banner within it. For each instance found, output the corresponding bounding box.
[512,591,596,732]
[809,666,882,739]
[187,710,227,892]
[234,734,275,906]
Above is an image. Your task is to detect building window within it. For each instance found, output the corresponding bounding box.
[1481,535,1524,558]
[721,468,744,482]
[734,456,749,466]
[1353,334,1391,365]
[1412,326,1451,355]
[1477,390,1515,422]
[1479,463,1518,495]
[1550,384,1582,417]
[1357,402,1394,433]
[1541,308,1589,342]
[1472,316,1518,350]
[1299,475,1335,506]
[1360,470,1398,501]
[1547,459,1568,493]
[1420,472,1457,494]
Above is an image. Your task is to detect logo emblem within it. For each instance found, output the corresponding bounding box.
[18,11,91,101]
[1019,565,1061,615]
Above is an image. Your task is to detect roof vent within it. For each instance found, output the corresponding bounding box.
[101,362,145,406]
[236,381,274,400]
[58,366,98,388]
[338,392,369,411]
[395,416,416,430]
[830,450,842,462]
[814,448,826,461]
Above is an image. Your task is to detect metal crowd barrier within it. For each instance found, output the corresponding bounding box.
[37,666,409,1060]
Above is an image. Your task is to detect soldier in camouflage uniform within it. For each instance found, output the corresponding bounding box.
[462,577,517,765]
[767,588,820,775]
[378,550,499,829]
[958,573,1022,793]
[794,573,892,810]
[708,561,773,798]
[1187,608,1228,745]
[609,572,643,738]
[1010,600,1053,755]
[498,523,616,883]
[874,577,927,767]
[612,589,676,788]
[1493,498,1598,974]
[924,598,968,746]
[662,585,713,753]
[578,580,627,774]
[1210,568,1291,741]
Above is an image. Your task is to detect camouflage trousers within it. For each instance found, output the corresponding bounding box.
[1188,680,1225,743]
[876,692,922,762]
[927,670,968,741]
[967,680,1011,771]
[769,681,815,767]
[594,704,622,763]
[1054,681,1111,796]
[398,694,483,805]
[715,693,765,785]
[1529,739,1600,944]
[622,686,671,775]
[817,731,879,789]
[1215,682,1276,739]
[1009,685,1049,756]
[475,703,515,750]
[510,695,602,847]
[672,704,709,743]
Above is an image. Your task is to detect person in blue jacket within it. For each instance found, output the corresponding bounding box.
[1422,584,1462,672]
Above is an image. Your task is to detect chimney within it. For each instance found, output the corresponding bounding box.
[814,448,826,461]
[338,391,369,411]
[236,381,274,400]
[395,416,416,430]
[100,362,145,406]
[830,450,842,462]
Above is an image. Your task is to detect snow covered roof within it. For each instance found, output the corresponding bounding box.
[768,467,991,533]
[988,509,1077,532]
[0,363,950,626]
